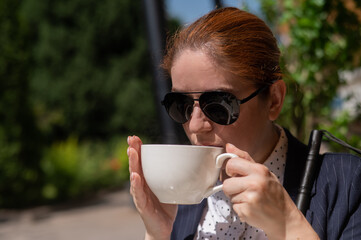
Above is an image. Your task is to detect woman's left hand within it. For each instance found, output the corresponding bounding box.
[222,143,319,240]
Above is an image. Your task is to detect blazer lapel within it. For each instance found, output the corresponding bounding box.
[171,199,207,240]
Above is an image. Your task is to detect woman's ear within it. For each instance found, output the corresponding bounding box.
[268,80,286,121]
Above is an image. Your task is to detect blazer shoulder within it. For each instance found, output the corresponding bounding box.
[310,152,361,239]
[320,152,361,174]
[317,152,361,188]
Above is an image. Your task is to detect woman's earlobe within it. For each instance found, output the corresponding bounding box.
[269,80,286,121]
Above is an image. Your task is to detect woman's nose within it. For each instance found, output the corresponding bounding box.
[187,105,212,133]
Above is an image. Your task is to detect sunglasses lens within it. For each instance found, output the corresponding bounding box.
[162,93,193,124]
[200,92,239,125]
[162,91,240,125]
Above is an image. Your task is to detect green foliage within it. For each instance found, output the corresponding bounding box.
[0,0,168,208]
[0,0,45,208]
[23,0,159,140]
[40,136,129,203]
[319,111,361,152]
[260,0,361,147]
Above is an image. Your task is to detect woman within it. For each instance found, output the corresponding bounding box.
[128,7,361,240]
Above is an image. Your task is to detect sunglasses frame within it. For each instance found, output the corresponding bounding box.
[161,85,269,125]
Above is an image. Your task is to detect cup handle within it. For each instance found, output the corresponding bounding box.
[204,153,238,198]
[215,153,238,168]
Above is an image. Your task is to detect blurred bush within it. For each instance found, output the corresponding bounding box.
[40,136,130,203]
[259,0,361,147]
[0,0,45,208]
[0,0,172,208]
[24,0,159,140]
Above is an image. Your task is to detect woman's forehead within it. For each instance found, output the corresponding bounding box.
[170,50,253,94]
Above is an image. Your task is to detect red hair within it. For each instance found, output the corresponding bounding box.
[162,7,282,87]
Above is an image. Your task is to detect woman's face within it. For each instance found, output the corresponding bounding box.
[170,50,276,161]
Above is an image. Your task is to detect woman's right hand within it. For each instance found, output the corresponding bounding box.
[127,136,178,240]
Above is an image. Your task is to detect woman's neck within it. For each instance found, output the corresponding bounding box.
[253,123,281,164]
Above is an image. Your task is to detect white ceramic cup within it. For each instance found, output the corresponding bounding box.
[141,144,237,204]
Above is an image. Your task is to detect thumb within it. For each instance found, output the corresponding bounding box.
[226,143,255,163]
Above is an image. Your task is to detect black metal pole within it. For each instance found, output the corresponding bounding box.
[142,0,179,143]
[296,130,323,215]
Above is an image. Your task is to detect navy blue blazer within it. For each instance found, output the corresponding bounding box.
[171,129,361,240]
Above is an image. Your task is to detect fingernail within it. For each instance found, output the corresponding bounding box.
[127,147,130,157]
[127,136,131,145]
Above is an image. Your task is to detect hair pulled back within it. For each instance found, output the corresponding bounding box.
[162,7,282,87]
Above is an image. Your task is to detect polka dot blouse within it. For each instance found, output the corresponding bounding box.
[194,126,288,240]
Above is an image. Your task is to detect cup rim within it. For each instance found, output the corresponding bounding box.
[141,144,223,150]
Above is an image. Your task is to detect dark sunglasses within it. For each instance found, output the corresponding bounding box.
[161,86,268,125]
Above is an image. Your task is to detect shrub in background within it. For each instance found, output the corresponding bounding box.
[0,0,158,208]
[259,0,361,147]
[0,0,45,208]
[41,136,129,203]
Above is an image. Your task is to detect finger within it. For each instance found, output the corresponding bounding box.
[222,176,247,196]
[223,175,261,197]
[226,143,255,162]
[226,156,270,178]
[127,135,143,174]
[225,157,254,177]
[130,172,148,210]
[232,202,251,223]
[128,135,142,153]
[128,147,143,176]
